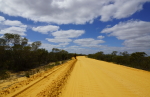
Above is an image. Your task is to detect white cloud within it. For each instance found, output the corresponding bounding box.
[45,29,84,47]
[101,20,150,39]
[41,42,150,55]
[123,36,150,48]
[113,0,145,19]
[40,42,70,51]
[0,0,149,24]
[101,20,150,50]
[63,44,150,55]
[40,43,60,51]
[97,35,105,39]
[64,47,97,54]
[0,16,5,22]
[99,0,147,21]
[32,25,59,34]
[52,30,85,38]
[70,45,150,55]
[0,27,26,36]
[58,42,70,47]
[46,38,72,43]
[69,46,79,48]
[0,19,27,36]
[4,20,23,26]
[74,38,105,47]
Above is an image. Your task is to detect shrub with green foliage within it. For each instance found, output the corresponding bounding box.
[55,61,60,65]
[25,71,30,78]
[0,70,10,80]
[0,33,74,76]
[88,51,150,71]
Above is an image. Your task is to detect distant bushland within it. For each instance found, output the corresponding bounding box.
[88,51,150,71]
[0,33,75,79]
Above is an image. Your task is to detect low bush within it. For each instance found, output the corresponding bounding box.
[0,70,10,80]
[25,72,30,78]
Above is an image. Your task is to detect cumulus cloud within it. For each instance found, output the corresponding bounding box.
[4,20,23,26]
[45,29,85,47]
[74,38,105,47]
[41,43,88,53]
[97,35,105,39]
[40,43,61,51]
[32,25,59,34]
[101,20,150,49]
[0,27,26,36]
[123,36,150,48]
[0,17,27,36]
[46,38,72,43]
[100,0,147,21]
[64,46,99,54]
[0,0,149,24]
[0,16,5,22]
[58,42,70,47]
[40,42,71,51]
[52,30,85,38]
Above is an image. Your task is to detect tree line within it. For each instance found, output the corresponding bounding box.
[88,51,150,71]
[0,33,74,74]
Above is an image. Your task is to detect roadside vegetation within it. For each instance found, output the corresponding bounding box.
[0,33,75,79]
[88,51,150,71]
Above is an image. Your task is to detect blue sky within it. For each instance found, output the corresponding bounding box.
[0,0,150,54]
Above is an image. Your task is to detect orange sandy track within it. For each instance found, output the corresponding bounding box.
[0,56,150,97]
[0,59,76,97]
[60,56,150,97]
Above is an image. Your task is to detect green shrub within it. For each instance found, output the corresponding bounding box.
[36,68,40,73]
[0,70,10,80]
[55,61,60,65]
[47,65,53,68]
[25,72,30,78]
